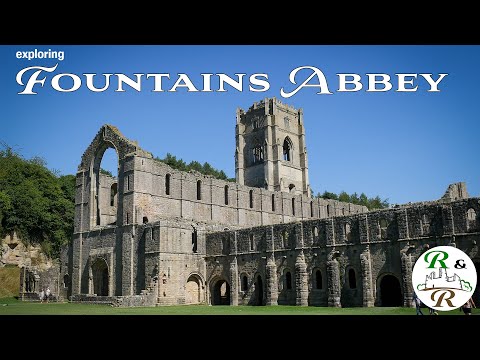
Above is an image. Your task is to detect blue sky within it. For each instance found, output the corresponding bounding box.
[1,45,479,205]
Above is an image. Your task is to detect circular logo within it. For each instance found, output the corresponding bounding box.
[412,246,477,311]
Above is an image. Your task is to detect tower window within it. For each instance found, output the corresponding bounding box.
[249,234,255,251]
[252,145,264,164]
[249,190,254,209]
[310,201,314,217]
[224,185,229,205]
[283,137,292,162]
[271,194,275,212]
[165,174,171,195]
[196,180,202,200]
[292,197,295,216]
[253,118,259,129]
[284,116,290,129]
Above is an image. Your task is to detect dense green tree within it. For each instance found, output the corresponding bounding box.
[0,145,75,258]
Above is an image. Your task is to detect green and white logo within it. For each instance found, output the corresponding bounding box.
[412,246,477,311]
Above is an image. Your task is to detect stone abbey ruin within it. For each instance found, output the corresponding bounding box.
[19,97,480,307]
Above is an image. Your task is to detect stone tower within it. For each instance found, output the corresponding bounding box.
[235,97,310,197]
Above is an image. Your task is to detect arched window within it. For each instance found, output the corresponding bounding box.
[282,230,288,248]
[222,237,229,255]
[288,183,295,193]
[192,228,198,253]
[285,271,292,290]
[283,137,292,161]
[292,197,295,216]
[310,201,314,217]
[312,226,318,239]
[379,219,388,239]
[348,268,357,289]
[467,208,476,221]
[143,216,148,224]
[344,223,351,241]
[165,174,171,195]
[63,274,69,288]
[252,144,264,164]
[271,194,275,212]
[224,185,229,205]
[249,190,254,209]
[284,116,290,129]
[327,205,331,217]
[249,234,255,251]
[315,270,323,289]
[421,214,430,234]
[110,183,117,207]
[241,275,248,291]
[196,180,202,200]
[467,208,477,230]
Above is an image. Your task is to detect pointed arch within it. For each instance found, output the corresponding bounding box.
[283,136,293,161]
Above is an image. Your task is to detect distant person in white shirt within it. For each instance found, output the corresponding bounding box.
[45,287,51,303]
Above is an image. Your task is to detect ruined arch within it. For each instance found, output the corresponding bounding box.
[377,273,402,307]
[78,125,152,230]
[185,273,204,304]
[211,278,230,305]
[90,257,109,296]
[92,145,119,227]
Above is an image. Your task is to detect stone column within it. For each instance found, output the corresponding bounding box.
[295,250,308,306]
[229,256,238,306]
[265,226,278,306]
[122,227,135,296]
[400,250,414,307]
[265,254,278,306]
[327,251,341,307]
[360,246,374,307]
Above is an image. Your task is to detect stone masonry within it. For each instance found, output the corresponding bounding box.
[36,97,479,307]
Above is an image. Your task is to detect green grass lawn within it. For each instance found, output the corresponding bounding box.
[0,297,476,315]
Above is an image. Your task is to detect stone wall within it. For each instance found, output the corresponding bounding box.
[205,197,480,307]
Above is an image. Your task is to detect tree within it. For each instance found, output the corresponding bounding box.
[155,152,234,181]
[314,189,389,210]
[100,168,113,177]
[0,144,75,258]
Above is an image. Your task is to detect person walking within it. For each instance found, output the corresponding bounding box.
[412,292,423,315]
[461,297,476,315]
[39,289,45,303]
[45,287,51,303]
